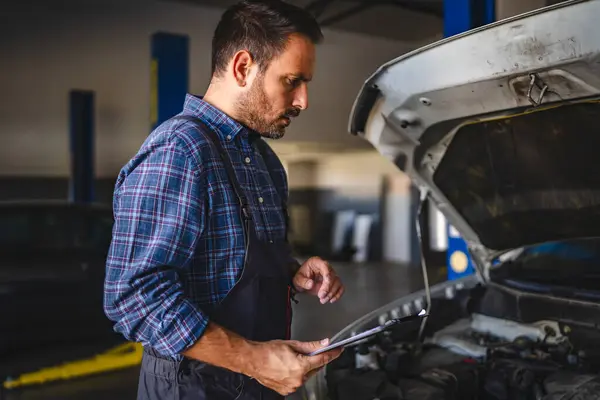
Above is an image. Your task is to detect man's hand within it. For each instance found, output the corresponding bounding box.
[182,323,340,396]
[293,257,345,304]
[246,338,343,396]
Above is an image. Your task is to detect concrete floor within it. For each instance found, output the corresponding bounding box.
[1,261,446,400]
[290,261,441,342]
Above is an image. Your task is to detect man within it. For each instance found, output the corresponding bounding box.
[103,1,345,399]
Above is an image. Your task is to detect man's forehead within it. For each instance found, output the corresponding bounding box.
[269,35,315,77]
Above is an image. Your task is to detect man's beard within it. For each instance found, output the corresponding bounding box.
[234,76,300,140]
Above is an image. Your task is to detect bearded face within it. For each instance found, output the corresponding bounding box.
[234,72,301,140]
[231,34,315,139]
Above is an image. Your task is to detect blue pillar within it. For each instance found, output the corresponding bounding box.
[150,32,190,130]
[444,0,495,37]
[69,90,95,204]
[445,0,495,280]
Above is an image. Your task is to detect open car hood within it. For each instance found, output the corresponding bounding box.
[349,0,600,277]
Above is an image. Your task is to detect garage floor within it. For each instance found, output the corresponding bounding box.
[1,261,446,400]
[290,261,445,342]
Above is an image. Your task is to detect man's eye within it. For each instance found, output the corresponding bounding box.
[287,79,301,88]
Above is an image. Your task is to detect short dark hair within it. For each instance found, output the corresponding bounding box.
[211,0,323,77]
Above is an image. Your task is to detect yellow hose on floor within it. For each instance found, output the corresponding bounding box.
[2,342,143,390]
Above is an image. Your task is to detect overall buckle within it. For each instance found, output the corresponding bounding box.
[240,196,252,220]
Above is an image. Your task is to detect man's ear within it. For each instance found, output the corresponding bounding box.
[231,50,255,88]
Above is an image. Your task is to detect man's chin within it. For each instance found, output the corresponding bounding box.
[262,130,285,140]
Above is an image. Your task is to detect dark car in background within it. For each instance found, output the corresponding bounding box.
[0,201,125,384]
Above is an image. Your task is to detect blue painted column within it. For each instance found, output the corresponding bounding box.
[445,0,495,280]
[444,0,495,37]
[150,32,190,130]
[69,90,95,204]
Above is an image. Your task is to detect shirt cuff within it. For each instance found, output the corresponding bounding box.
[154,299,210,357]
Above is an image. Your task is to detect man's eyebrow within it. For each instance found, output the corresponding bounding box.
[290,74,312,82]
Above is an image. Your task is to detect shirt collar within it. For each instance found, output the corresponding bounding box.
[182,93,248,140]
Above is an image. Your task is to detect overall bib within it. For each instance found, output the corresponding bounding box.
[137,117,294,400]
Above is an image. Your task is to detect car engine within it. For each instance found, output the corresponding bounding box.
[324,285,600,400]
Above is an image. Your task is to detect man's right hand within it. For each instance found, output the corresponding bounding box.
[182,323,342,396]
[246,339,343,396]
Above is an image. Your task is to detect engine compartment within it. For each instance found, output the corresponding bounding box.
[324,284,600,400]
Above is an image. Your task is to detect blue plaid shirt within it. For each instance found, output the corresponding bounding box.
[104,94,297,358]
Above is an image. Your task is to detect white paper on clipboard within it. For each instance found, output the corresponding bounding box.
[307,309,428,356]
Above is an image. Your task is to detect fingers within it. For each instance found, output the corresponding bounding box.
[303,347,343,371]
[256,339,333,397]
[328,279,345,304]
[288,338,342,370]
[318,272,343,304]
[292,273,314,293]
[298,257,346,304]
[288,338,330,354]
[310,259,333,303]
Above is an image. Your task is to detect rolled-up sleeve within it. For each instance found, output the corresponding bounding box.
[103,139,207,356]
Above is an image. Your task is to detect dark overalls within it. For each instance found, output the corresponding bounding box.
[137,117,295,400]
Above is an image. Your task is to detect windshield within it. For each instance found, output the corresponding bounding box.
[0,205,114,255]
[433,100,600,251]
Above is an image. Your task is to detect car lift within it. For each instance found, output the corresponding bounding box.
[3,343,144,390]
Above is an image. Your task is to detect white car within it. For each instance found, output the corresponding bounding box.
[305,0,600,398]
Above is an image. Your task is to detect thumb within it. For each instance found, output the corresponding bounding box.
[289,338,330,354]
[303,347,343,371]
[293,274,314,291]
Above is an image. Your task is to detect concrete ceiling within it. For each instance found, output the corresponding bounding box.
[166,0,443,42]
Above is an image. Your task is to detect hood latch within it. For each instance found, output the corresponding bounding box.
[527,73,550,107]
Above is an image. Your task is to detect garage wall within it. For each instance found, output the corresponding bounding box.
[0,0,434,265]
[496,0,550,19]
[282,151,419,263]
[0,0,427,179]
[314,152,401,195]
[310,152,402,261]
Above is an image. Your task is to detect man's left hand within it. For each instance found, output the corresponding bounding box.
[292,257,345,304]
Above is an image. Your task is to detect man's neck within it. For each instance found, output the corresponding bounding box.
[202,84,240,122]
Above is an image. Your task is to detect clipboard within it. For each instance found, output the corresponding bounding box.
[307,309,428,356]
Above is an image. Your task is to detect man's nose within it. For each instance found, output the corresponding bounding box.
[293,84,309,111]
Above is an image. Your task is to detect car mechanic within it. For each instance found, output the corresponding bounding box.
[103,0,345,399]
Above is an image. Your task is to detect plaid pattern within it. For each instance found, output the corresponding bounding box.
[103,94,291,358]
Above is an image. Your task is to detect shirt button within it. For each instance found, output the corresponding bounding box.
[244,157,251,164]
[258,197,264,203]
[226,135,232,140]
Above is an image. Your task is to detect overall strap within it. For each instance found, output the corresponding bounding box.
[172,115,251,221]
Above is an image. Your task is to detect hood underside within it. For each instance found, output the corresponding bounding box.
[349,0,600,270]
[436,101,600,251]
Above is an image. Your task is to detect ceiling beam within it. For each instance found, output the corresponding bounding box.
[390,0,443,18]
[315,0,442,27]
[162,0,443,34]
[318,2,376,26]
[304,0,336,18]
